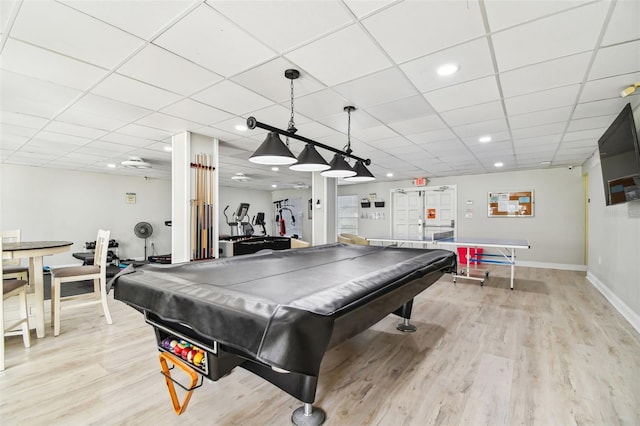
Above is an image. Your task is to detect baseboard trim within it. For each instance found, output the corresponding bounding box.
[516,261,587,271]
[587,271,640,335]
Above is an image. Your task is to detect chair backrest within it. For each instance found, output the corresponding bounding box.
[94,230,111,275]
[2,230,21,267]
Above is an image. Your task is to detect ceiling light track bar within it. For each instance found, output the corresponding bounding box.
[246,117,371,166]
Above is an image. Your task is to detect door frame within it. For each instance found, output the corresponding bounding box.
[389,185,458,238]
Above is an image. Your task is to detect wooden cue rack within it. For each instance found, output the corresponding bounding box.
[190,153,215,260]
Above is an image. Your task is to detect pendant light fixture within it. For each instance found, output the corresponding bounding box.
[246,71,373,173]
[285,70,330,172]
[322,106,362,178]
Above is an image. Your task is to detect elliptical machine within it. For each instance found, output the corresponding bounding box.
[223,203,254,237]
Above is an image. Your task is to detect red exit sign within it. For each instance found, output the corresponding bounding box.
[413,177,427,186]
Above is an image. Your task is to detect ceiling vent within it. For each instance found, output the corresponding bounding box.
[121,157,151,169]
[230,172,251,182]
[293,183,309,189]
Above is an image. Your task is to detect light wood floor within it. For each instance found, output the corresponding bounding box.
[1,266,639,425]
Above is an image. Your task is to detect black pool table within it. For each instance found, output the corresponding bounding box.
[112,243,456,425]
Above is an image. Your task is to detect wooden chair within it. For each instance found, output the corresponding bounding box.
[290,238,311,249]
[2,230,29,281]
[50,229,113,336]
[338,233,370,246]
[1,238,31,371]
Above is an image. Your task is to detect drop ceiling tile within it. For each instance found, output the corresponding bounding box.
[441,101,505,127]
[42,121,108,140]
[504,84,580,116]
[343,0,395,18]
[285,25,391,86]
[1,0,19,32]
[424,139,468,154]
[135,112,202,134]
[91,73,182,111]
[492,1,608,71]
[84,140,137,153]
[1,123,40,139]
[509,106,573,129]
[581,73,640,103]
[351,125,398,143]
[423,76,500,112]
[0,111,49,129]
[59,0,199,40]
[367,95,435,124]
[388,115,447,135]
[1,38,108,91]
[99,133,156,149]
[400,38,495,93]
[484,0,586,32]
[55,108,129,132]
[511,122,566,140]
[362,0,485,63]
[356,135,413,150]
[501,52,591,98]
[293,121,345,141]
[290,89,349,119]
[573,97,639,119]
[160,98,234,126]
[407,128,457,145]
[452,117,508,138]
[333,68,419,108]
[71,93,152,122]
[192,80,274,115]
[589,40,640,81]
[513,134,562,147]
[601,0,640,46]
[1,70,82,119]
[32,130,91,146]
[194,125,247,143]
[153,4,275,77]
[118,44,223,96]
[317,109,381,134]
[10,0,144,69]
[211,1,352,52]
[567,114,618,132]
[231,58,325,103]
[109,123,173,140]
[562,128,604,142]
[460,131,511,146]
[207,117,261,140]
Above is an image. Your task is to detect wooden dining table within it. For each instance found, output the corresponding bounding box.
[2,241,73,338]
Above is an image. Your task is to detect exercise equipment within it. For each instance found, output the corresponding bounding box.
[223,203,254,237]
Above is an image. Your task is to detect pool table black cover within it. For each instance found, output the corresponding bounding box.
[113,243,456,377]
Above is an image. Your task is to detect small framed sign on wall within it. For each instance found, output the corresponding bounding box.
[488,190,534,217]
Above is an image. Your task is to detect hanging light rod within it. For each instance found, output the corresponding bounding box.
[245,117,372,166]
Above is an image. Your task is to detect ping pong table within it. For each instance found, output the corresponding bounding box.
[367,236,530,290]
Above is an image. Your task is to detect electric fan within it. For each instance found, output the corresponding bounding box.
[134,221,153,260]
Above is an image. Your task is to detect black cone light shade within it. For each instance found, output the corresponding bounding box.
[249,132,297,165]
[344,161,376,182]
[289,143,330,171]
[321,154,356,178]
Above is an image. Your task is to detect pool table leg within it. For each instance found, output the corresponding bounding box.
[291,403,326,426]
[394,299,417,333]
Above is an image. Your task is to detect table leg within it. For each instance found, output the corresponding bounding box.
[510,249,515,290]
[32,256,45,338]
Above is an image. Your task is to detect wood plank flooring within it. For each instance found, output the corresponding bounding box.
[1,266,639,425]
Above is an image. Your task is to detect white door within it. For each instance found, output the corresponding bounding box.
[392,190,423,238]
[423,186,456,238]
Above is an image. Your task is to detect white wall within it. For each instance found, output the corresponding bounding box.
[1,164,171,265]
[583,106,640,332]
[339,167,586,267]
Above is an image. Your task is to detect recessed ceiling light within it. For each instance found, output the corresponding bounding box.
[235,124,248,131]
[271,184,278,188]
[437,63,460,76]
[107,163,116,168]
[540,161,551,165]
[494,162,504,168]
[386,172,394,177]
[163,146,173,152]
[271,166,279,171]
[478,135,492,143]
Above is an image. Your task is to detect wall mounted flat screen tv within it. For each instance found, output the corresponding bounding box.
[597,103,640,206]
